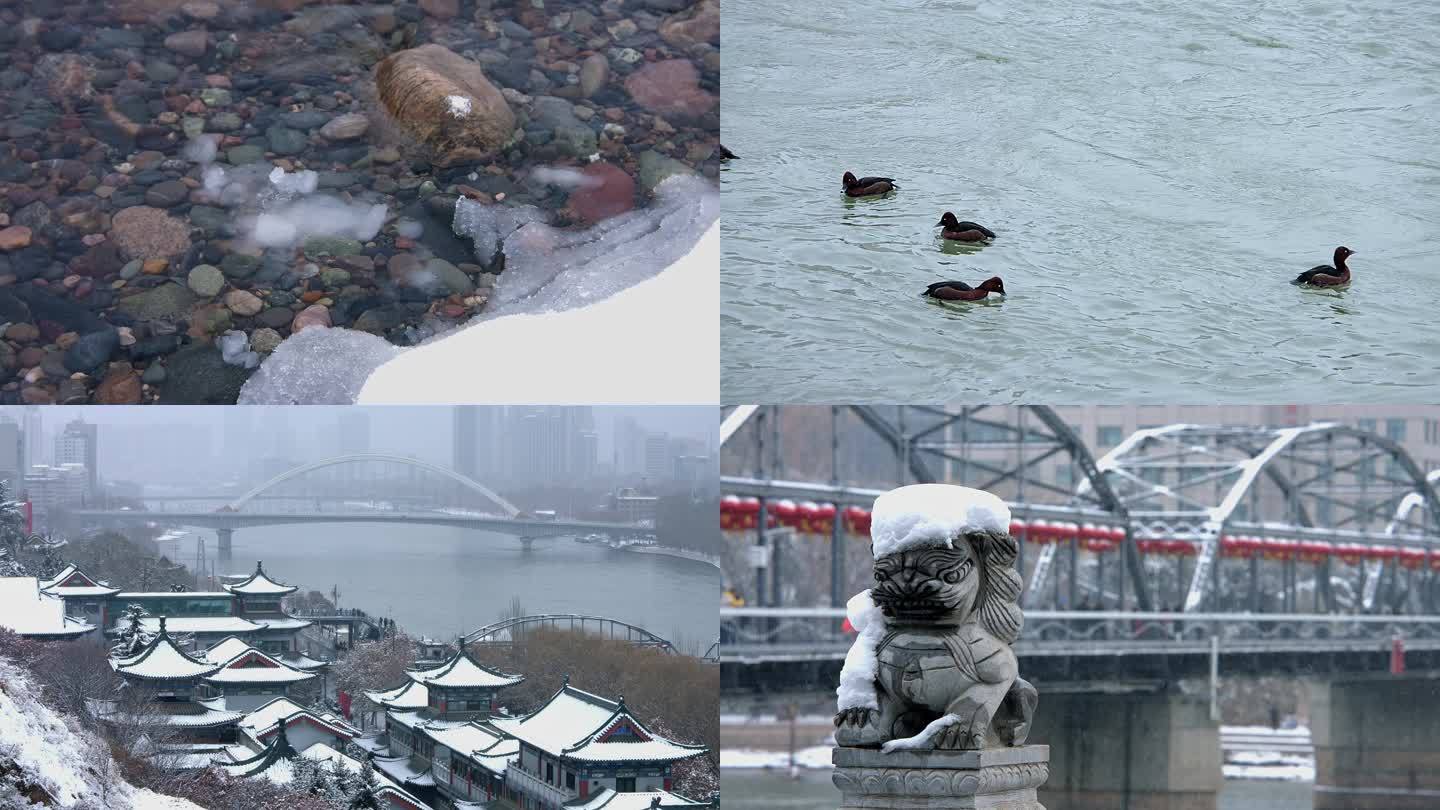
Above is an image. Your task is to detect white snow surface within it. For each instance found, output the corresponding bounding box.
[881,715,960,753]
[870,484,1011,559]
[243,175,718,404]
[0,657,204,809]
[446,94,472,117]
[835,590,884,712]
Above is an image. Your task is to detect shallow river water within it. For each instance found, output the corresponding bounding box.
[721,0,1440,403]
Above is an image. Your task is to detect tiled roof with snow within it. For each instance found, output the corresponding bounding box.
[201,636,254,665]
[373,754,435,789]
[300,742,431,808]
[0,577,95,638]
[365,679,429,710]
[203,646,315,686]
[216,723,300,779]
[422,721,517,776]
[237,697,359,744]
[38,564,120,598]
[565,788,708,809]
[91,699,245,729]
[125,616,266,636]
[223,561,298,596]
[251,616,312,631]
[111,620,220,681]
[493,683,705,764]
[280,651,330,671]
[405,644,523,690]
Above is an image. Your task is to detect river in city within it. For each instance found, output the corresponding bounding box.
[721,0,1440,403]
[722,769,1313,810]
[172,523,719,654]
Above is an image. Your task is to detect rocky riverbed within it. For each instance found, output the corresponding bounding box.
[0,0,719,404]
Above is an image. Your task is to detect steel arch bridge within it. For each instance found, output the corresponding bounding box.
[463,614,677,654]
[720,405,1152,609]
[1071,423,1440,611]
[226,453,522,515]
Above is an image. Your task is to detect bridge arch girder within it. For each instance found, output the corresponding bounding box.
[464,614,676,654]
[227,453,520,516]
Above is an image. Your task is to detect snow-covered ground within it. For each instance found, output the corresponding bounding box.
[0,656,204,809]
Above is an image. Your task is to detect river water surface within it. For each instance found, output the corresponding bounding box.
[721,0,1440,403]
[175,523,719,653]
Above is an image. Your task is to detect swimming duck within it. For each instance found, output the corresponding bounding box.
[719,144,737,160]
[936,212,996,242]
[1292,246,1354,287]
[921,277,1006,302]
[842,171,898,197]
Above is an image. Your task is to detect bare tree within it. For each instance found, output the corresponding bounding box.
[330,632,417,724]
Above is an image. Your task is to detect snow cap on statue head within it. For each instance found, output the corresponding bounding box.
[869,484,1011,559]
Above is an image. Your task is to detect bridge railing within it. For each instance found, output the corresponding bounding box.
[720,607,1440,662]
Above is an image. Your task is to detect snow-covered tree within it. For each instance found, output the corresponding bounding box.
[348,760,381,809]
[110,604,152,659]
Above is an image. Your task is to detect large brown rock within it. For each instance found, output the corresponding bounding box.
[109,206,192,262]
[375,44,516,166]
[659,0,719,48]
[625,59,717,122]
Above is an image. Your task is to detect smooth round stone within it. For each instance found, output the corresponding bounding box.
[145,60,180,83]
[207,112,242,132]
[199,88,231,107]
[187,264,224,296]
[219,253,260,279]
[226,145,266,165]
[265,125,307,156]
[319,113,369,141]
[188,205,227,232]
[141,363,167,384]
[144,180,190,208]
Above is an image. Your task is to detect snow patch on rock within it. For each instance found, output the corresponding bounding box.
[835,589,885,712]
[446,94,472,118]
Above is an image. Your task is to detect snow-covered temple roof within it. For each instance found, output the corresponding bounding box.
[0,577,95,639]
[364,679,429,710]
[237,697,359,746]
[38,564,120,598]
[421,721,518,776]
[404,640,523,690]
[223,561,298,597]
[111,618,219,681]
[203,644,315,687]
[493,681,706,764]
[121,616,267,636]
[216,723,301,779]
[565,788,708,809]
[300,742,431,809]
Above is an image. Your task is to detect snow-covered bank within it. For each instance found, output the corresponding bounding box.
[0,655,203,809]
[623,545,721,568]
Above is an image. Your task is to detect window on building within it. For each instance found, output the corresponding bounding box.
[1387,419,1407,442]
[1098,426,1123,447]
[615,777,636,792]
[566,772,575,790]
[545,763,554,784]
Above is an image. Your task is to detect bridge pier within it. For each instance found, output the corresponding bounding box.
[1030,688,1220,810]
[1311,676,1440,809]
[216,528,233,560]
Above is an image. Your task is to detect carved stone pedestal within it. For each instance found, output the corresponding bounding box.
[832,745,1050,809]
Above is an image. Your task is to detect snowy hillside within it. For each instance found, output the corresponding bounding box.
[0,655,203,810]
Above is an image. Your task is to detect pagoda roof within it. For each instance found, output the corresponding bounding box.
[123,616,266,636]
[112,617,220,681]
[116,591,233,599]
[364,679,429,710]
[90,698,245,729]
[217,722,301,779]
[238,697,359,746]
[38,564,120,598]
[0,577,96,639]
[203,645,315,687]
[404,640,523,690]
[300,743,431,809]
[223,561,297,596]
[421,721,517,777]
[565,788,708,809]
[493,681,706,765]
[201,636,254,665]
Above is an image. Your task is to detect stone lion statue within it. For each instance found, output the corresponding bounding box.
[834,485,1038,752]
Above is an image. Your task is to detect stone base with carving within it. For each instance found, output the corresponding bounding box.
[832,745,1050,809]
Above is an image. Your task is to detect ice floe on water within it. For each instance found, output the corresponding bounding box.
[237,175,717,404]
[238,326,400,404]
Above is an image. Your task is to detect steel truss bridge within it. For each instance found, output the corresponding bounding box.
[70,454,652,551]
[464,614,677,654]
[719,406,1440,622]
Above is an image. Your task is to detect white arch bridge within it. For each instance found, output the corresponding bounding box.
[464,614,678,654]
[73,454,652,557]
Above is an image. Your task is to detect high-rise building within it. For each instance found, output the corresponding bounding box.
[614,416,649,476]
[20,406,42,468]
[503,406,598,484]
[0,419,23,489]
[454,406,504,481]
[643,433,669,480]
[54,419,97,496]
[339,411,370,455]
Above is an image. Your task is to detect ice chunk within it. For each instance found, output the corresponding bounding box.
[395,218,424,239]
[836,590,885,711]
[869,484,1012,559]
[529,166,601,190]
[184,135,219,164]
[452,174,717,319]
[216,330,260,369]
[267,166,319,197]
[244,197,388,248]
[237,327,400,405]
[446,94,472,118]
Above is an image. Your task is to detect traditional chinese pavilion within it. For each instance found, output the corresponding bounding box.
[198,636,317,711]
[221,560,314,654]
[493,679,707,808]
[38,563,120,634]
[103,617,244,743]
